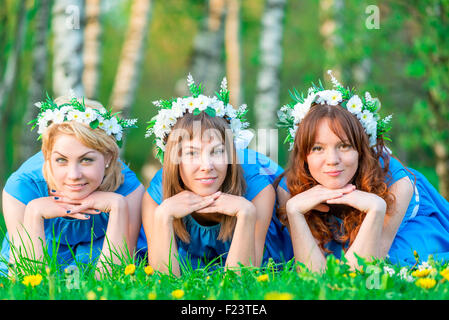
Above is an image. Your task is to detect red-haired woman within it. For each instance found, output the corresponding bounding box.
[276,73,449,271]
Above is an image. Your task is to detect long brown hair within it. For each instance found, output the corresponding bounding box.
[162,112,246,243]
[277,103,394,253]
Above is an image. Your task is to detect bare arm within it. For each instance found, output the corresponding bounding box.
[142,191,218,276]
[278,187,327,273]
[2,190,27,265]
[142,192,180,276]
[379,176,414,256]
[124,184,145,255]
[252,185,276,266]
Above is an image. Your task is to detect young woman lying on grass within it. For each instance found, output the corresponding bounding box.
[141,75,293,276]
[1,95,144,278]
[276,71,449,272]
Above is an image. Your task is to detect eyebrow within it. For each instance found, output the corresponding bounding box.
[184,143,224,150]
[52,151,96,158]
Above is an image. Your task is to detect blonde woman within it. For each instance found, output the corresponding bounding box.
[1,95,144,276]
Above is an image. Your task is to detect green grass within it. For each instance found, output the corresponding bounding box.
[1,247,449,300]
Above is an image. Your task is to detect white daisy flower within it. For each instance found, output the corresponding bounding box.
[327,90,343,106]
[213,100,226,117]
[196,94,209,111]
[184,97,196,113]
[346,95,363,115]
[230,118,242,133]
[293,101,311,124]
[383,266,395,277]
[67,110,83,122]
[82,107,98,124]
[225,104,237,118]
[42,109,55,122]
[52,109,66,124]
[171,98,186,118]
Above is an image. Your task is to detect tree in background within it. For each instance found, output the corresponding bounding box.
[225,0,242,107]
[254,0,287,130]
[20,0,51,162]
[0,0,27,186]
[397,0,449,199]
[83,0,102,100]
[186,0,226,97]
[52,0,85,97]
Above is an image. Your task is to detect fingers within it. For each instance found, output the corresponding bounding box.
[65,212,91,220]
[52,196,82,205]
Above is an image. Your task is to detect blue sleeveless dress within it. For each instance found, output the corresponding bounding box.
[137,148,294,271]
[0,151,141,275]
[279,155,449,266]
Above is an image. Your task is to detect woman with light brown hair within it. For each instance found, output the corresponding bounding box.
[276,71,449,271]
[141,75,293,276]
[0,94,144,277]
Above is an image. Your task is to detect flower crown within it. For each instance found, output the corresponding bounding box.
[28,91,138,147]
[277,70,392,150]
[145,74,252,163]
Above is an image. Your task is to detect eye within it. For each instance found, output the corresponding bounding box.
[55,157,67,164]
[185,150,199,157]
[339,143,352,150]
[212,147,224,156]
[80,157,94,163]
[311,145,323,152]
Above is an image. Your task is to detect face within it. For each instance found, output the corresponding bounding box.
[49,134,110,200]
[306,119,359,189]
[179,135,228,197]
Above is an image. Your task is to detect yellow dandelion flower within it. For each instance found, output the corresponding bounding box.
[22,274,43,287]
[412,268,434,278]
[264,291,294,300]
[148,292,157,300]
[257,274,269,282]
[348,272,357,278]
[440,268,449,281]
[144,265,154,276]
[124,264,136,276]
[171,289,185,299]
[415,278,436,289]
[86,291,97,300]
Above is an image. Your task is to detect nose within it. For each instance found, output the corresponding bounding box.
[67,163,83,180]
[325,148,341,166]
[199,152,214,172]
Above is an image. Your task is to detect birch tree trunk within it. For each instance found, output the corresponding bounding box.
[83,0,102,100]
[254,0,287,130]
[52,0,85,97]
[319,0,343,79]
[109,0,152,119]
[0,0,27,187]
[20,0,51,162]
[225,0,242,107]
[188,0,226,96]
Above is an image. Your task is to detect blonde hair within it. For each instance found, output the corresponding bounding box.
[41,96,123,192]
[162,112,246,243]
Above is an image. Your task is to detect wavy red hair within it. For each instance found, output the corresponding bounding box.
[277,103,394,253]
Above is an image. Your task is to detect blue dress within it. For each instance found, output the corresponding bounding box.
[0,151,141,275]
[137,148,294,271]
[279,155,449,266]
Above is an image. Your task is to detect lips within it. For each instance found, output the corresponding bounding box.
[195,177,217,185]
[64,183,88,191]
[324,170,343,177]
